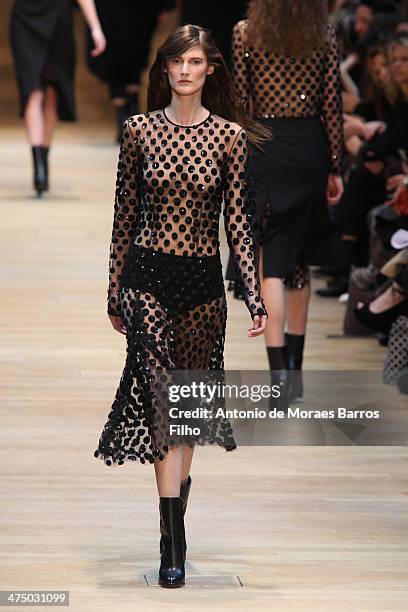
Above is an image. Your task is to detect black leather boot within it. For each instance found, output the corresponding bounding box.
[31,146,47,196]
[285,332,305,402]
[158,497,185,588]
[41,146,49,191]
[160,475,192,558]
[267,346,290,412]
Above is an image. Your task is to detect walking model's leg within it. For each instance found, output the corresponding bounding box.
[286,282,311,335]
[285,264,311,401]
[154,448,183,497]
[43,86,58,146]
[181,446,194,484]
[25,89,48,195]
[24,89,45,145]
[259,245,290,409]
[40,85,58,191]
[259,245,286,346]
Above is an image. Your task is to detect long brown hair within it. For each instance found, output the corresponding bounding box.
[147,24,270,147]
[247,0,328,57]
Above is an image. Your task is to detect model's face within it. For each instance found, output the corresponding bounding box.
[165,45,214,96]
[370,53,388,88]
[355,5,374,37]
[391,45,408,85]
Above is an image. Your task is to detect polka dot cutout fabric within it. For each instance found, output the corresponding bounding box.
[94,110,267,466]
[232,20,343,174]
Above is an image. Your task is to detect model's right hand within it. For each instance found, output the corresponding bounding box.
[91,26,106,57]
[108,314,127,335]
[248,314,267,337]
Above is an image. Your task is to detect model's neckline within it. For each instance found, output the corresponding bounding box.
[162,108,212,128]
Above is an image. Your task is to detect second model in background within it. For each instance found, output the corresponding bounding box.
[232,0,345,407]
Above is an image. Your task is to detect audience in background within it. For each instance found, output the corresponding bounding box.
[315,1,408,390]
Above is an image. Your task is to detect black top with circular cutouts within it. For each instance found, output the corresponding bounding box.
[107,109,266,319]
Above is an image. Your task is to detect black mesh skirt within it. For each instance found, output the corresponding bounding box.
[94,244,236,466]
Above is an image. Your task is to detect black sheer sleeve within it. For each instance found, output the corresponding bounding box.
[321,24,344,175]
[223,128,267,319]
[232,21,250,108]
[107,118,142,317]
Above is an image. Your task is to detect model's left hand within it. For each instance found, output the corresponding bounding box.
[91,26,106,57]
[248,314,267,337]
[326,174,344,206]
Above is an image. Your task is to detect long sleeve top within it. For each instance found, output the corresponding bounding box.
[232,20,344,175]
[107,110,267,320]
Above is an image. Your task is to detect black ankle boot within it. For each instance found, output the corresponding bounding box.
[160,476,192,559]
[285,332,305,402]
[31,146,47,196]
[158,497,185,588]
[41,146,49,191]
[267,346,290,412]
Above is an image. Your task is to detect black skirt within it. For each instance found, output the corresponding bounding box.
[249,116,343,279]
[10,0,76,121]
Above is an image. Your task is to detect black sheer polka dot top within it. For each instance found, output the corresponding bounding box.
[107,109,267,321]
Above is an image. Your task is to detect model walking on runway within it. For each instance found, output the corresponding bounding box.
[94,24,268,587]
[232,0,344,406]
[9,0,106,196]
